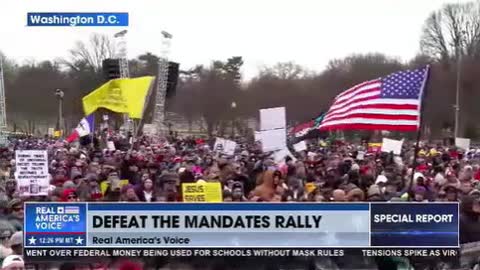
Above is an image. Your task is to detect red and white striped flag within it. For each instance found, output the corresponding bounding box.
[319,66,429,131]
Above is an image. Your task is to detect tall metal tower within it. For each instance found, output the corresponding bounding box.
[0,57,8,145]
[114,30,130,78]
[114,30,133,133]
[152,31,172,136]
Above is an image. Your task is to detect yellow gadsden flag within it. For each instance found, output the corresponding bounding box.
[82,76,155,119]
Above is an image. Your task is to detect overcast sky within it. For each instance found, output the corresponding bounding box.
[0,0,469,79]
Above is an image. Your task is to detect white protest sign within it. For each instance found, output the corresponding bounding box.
[356,151,365,160]
[381,138,403,155]
[260,107,286,130]
[455,137,471,151]
[143,124,157,136]
[47,128,54,137]
[214,138,237,156]
[273,148,297,164]
[15,150,49,196]
[254,131,262,142]
[107,141,116,151]
[260,128,286,152]
[293,141,307,152]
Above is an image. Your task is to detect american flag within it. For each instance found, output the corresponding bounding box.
[318,66,429,131]
[65,206,79,214]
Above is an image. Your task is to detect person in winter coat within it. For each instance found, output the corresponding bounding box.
[250,170,276,201]
[460,195,480,244]
[61,189,79,202]
[135,178,157,202]
[5,199,22,232]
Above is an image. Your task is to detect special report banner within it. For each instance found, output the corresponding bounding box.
[24,202,459,257]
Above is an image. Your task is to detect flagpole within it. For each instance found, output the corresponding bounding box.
[408,65,431,201]
[90,114,95,150]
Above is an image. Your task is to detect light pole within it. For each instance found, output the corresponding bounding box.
[55,89,64,137]
[454,32,465,139]
[231,101,237,138]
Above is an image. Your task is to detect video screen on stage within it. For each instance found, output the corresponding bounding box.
[2,0,480,270]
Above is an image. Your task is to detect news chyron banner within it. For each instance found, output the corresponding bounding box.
[24,203,459,259]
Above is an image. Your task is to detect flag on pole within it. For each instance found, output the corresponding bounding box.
[290,113,325,138]
[291,120,315,138]
[82,76,155,119]
[319,66,429,131]
[66,114,95,143]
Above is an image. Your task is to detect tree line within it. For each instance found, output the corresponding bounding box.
[2,1,480,138]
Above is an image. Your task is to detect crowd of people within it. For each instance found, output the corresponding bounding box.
[0,131,479,269]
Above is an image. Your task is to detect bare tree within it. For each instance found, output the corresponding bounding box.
[420,2,480,63]
[259,62,307,80]
[63,33,116,73]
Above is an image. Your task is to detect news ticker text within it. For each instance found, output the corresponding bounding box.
[24,247,460,260]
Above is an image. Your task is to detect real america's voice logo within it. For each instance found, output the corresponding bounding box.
[25,203,87,247]
[27,12,129,27]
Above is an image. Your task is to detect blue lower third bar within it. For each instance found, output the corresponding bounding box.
[27,13,128,26]
[88,203,369,211]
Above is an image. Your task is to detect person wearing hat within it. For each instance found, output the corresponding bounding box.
[3,180,15,201]
[1,255,24,270]
[8,232,21,256]
[0,221,14,260]
[413,186,428,202]
[6,200,22,232]
[61,189,78,202]
[469,188,480,199]
[375,175,388,192]
[179,159,195,184]
[231,182,247,202]
[347,188,365,202]
[367,185,383,201]
[443,184,459,202]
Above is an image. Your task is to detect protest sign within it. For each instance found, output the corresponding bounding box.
[368,143,382,153]
[356,151,365,160]
[254,131,262,142]
[455,137,471,151]
[0,133,7,147]
[100,179,129,195]
[107,141,116,151]
[260,107,286,130]
[293,141,307,152]
[15,150,49,196]
[305,182,317,193]
[214,138,237,156]
[143,124,157,136]
[273,148,296,164]
[182,182,222,202]
[260,129,286,152]
[381,138,403,155]
[47,128,54,137]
